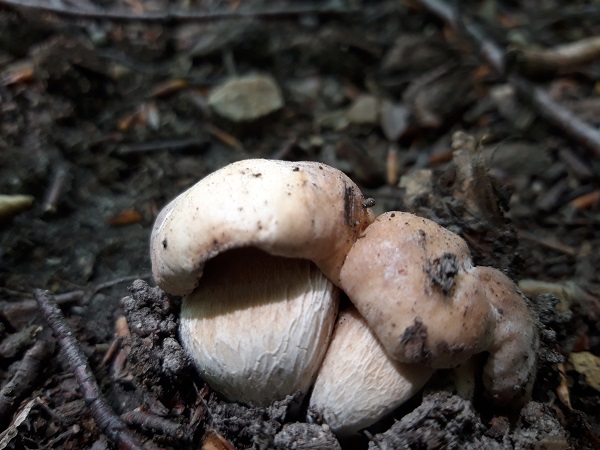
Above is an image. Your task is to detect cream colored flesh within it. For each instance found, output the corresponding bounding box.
[309,308,434,436]
[179,248,339,406]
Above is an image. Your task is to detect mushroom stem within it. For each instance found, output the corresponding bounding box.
[309,307,434,437]
[179,248,339,406]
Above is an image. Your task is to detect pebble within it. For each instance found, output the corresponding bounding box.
[346,94,380,125]
[208,74,284,123]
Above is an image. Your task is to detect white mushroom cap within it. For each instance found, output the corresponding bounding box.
[475,266,539,405]
[151,159,374,296]
[339,212,496,368]
[180,248,338,406]
[309,307,434,436]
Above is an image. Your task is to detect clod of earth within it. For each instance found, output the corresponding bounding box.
[149,158,540,437]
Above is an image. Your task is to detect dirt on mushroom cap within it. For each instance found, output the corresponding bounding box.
[339,211,496,368]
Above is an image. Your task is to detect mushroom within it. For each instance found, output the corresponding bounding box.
[308,307,434,437]
[150,159,374,406]
[334,210,539,407]
[475,266,539,405]
[339,211,496,369]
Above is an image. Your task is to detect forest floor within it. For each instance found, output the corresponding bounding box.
[0,0,599,449]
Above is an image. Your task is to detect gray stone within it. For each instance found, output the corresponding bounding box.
[346,94,380,125]
[208,74,284,122]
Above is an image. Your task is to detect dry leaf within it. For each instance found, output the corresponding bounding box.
[202,429,235,450]
[107,209,143,226]
[0,194,35,222]
[0,398,36,449]
[570,351,600,392]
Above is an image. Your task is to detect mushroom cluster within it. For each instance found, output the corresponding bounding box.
[150,159,539,437]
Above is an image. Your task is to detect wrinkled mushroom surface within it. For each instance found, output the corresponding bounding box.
[340,212,496,368]
[181,248,338,406]
[309,307,434,436]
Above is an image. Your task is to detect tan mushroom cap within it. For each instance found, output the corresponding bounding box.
[475,266,539,405]
[151,159,374,296]
[339,212,496,368]
[309,307,434,436]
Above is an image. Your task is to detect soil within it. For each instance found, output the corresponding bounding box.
[0,1,599,449]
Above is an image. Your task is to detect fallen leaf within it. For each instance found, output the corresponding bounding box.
[0,398,36,449]
[0,194,35,222]
[107,209,143,226]
[203,429,235,450]
[570,351,600,392]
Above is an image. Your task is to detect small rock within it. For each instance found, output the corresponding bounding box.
[321,77,345,107]
[315,109,349,131]
[208,74,283,123]
[286,76,321,105]
[380,99,409,141]
[346,94,380,125]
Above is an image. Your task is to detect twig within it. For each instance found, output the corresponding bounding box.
[0,339,52,428]
[33,289,145,450]
[0,290,84,327]
[517,229,577,257]
[121,409,187,442]
[0,0,358,23]
[558,148,594,179]
[42,163,69,215]
[118,138,209,155]
[508,36,600,77]
[83,274,152,304]
[509,76,600,159]
[417,0,600,161]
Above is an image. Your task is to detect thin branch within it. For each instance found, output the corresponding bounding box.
[508,36,600,77]
[508,75,600,159]
[0,290,84,328]
[417,0,600,161]
[0,339,52,428]
[42,163,69,215]
[121,409,188,442]
[0,0,359,22]
[33,289,145,450]
[118,138,209,155]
